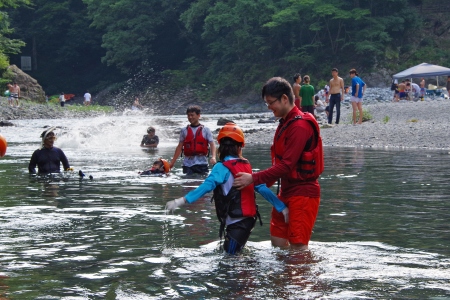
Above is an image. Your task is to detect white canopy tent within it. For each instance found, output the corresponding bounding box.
[393,63,450,87]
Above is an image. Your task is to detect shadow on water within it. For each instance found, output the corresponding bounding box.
[0,116,449,299]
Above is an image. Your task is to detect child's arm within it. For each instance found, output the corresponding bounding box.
[254,184,289,223]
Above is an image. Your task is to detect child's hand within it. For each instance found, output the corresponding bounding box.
[166,197,186,212]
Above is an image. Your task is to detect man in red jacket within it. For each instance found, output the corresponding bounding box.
[233,77,322,250]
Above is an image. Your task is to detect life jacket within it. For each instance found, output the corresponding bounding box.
[212,159,260,238]
[271,112,324,181]
[182,125,209,156]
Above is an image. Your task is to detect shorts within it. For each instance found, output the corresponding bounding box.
[399,92,406,98]
[350,96,363,103]
[223,217,256,254]
[11,93,18,99]
[270,195,320,245]
[182,164,209,175]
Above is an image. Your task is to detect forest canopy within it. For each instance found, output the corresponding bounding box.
[3,0,449,98]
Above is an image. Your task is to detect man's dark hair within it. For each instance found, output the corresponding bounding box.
[331,68,338,72]
[406,82,411,86]
[186,105,201,115]
[349,69,358,76]
[261,77,294,105]
[293,73,301,81]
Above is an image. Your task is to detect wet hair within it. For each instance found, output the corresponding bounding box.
[152,160,163,168]
[186,105,201,115]
[303,75,310,83]
[331,68,338,72]
[147,126,155,133]
[314,95,319,101]
[406,82,411,86]
[261,77,294,105]
[349,69,358,76]
[293,73,301,82]
[218,137,242,161]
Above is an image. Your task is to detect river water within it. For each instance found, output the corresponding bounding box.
[0,113,449,299]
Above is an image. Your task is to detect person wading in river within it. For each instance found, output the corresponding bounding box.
[166,122,289,255]
[233,77,323,251]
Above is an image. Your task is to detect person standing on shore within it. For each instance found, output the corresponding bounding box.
[169,105,216,175]
[299,75,315,115]
[84,91,91,106]
[420,78,426,100]
[327,68,345,124]
[11,82,20,107]
[293,73,301,109]
[233,77,323,250]
[6,83,13,106]
[59,92,65,107]
[349,69,366,125]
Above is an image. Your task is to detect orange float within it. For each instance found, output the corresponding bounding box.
[160,158,171,173]
[0,134,7,157]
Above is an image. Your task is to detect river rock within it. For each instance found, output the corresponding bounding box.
[217,117,234,125]
[7,65,46,103]
[0,120,14,126]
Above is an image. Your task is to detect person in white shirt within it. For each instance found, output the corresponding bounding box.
[83,91,92,106]
[59,92,65,107]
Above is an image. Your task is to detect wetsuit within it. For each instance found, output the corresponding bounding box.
[28,147,70,174]
[184,155,287,254]
[141,135,159,146]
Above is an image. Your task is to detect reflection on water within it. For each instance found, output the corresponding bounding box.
[0,114,449,299]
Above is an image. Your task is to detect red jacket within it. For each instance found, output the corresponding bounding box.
[252,106,320,198]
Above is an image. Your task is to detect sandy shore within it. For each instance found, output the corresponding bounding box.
[245,99,450,150]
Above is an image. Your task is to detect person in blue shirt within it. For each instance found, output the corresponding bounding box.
[166,122,288,255]
[349,68,366,125]
[28,127,71,174]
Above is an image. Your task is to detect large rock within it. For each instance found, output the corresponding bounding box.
[6,65,46,103]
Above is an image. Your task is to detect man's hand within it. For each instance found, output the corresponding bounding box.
[232,172,253,190]
[209,157,216,166]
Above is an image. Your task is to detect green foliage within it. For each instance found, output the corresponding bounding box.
[383,116,390,124]
[4,0,432,101]
[66,104,114,113]
[355,109,373,123]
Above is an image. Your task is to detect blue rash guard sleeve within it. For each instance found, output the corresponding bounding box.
[254,184,286,212]
[184,162,230,204]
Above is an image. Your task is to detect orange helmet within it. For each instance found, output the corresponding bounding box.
[160,158,171,173]
[217,122,245,147]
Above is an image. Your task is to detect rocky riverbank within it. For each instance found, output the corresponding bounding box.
[2,88,450,150]
[245,97,450,150]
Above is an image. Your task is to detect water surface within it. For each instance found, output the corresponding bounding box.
[0,114,449,299]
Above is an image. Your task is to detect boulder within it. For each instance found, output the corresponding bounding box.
[217,117,234,125]
[6,65,46,103]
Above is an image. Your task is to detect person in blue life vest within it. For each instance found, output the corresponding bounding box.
[169,105,216,175]
[166,122,289,255]
[28,127,71,174]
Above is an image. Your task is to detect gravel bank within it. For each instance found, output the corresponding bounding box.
[245,99,450,150]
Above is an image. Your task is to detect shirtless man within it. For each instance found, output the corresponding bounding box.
[292,73,301,109]
[396,80,406,101]
[419,78,425,100]
[11,82,20,107]
[327,68,345,124]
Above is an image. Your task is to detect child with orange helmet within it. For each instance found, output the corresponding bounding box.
[166,122,288,255]
[139,158,170,176]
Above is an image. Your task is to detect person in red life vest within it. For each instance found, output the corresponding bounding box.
[233,77,323,251]
[166,122,289,255]
[169,105,217,175]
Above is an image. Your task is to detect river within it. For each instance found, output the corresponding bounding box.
[0,113,449,299]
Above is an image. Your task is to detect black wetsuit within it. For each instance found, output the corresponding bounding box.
[141,135,159,146]
[28,147,70,174]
